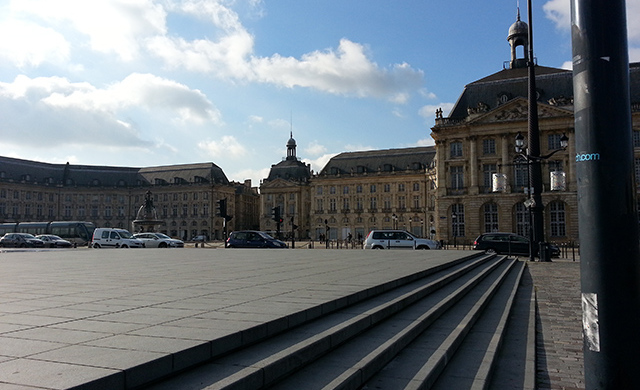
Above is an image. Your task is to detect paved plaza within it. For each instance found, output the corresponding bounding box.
[0,247,584,389]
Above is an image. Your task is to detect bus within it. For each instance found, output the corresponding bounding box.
[0,221,96,246]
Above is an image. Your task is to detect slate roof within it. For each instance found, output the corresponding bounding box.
[447,62,640,121]
[0,156,229,187]
[319,146,435,176]
[265,159,312,183]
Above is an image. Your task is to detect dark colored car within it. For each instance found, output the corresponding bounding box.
[473,232,559,258]
[226,231,288,248]
[0,233,45,248]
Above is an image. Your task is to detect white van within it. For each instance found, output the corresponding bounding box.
[92,228,145,248]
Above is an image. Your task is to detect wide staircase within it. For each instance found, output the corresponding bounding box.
[145,253,535,390]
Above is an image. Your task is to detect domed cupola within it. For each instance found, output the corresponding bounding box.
[286,132,297,161]
[508,8,529,69]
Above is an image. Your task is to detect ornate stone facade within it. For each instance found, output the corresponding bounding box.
[0,157,259,240]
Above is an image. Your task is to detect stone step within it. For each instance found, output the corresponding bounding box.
[145,253,512,390]
[272,257,517,390]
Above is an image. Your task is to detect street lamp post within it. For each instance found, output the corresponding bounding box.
[515,132,568,261]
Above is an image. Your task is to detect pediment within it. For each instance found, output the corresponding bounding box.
[260,178,304,189]
[468,97,573,125]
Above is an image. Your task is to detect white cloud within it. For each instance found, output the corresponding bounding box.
[415,138,435,147]
[250,40,423,101]
[0,75,149,148]
[303,153,338,174]
[5,0,425,101]
[198,135,248,159]
[0,20,70,67]
[11,0,167,61]
[0,73,221,150]
[231,167,270,188]
[304,141,327,156]
[41,73,221,124]
[248,115,264,123]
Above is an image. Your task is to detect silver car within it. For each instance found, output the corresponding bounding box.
[133,233,184,248]
[363,230,440,250]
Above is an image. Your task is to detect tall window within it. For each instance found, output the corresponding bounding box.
[484,203,499,232]
[316,198,323,211]
[398,196,406,210]
[514,157,528,188]
[370,196,377,210]
[549,160,563,172]
[483,164,497,191]
[451,166,464,190]
[483,138,496,155]
[549,201,566,237]
[548,134,564,150]
[329,198,337,211]
[450,141,463,158]
[451,203,465,237]
[515,202,531,237]
[635,158,640,185]
[634,130,640,148]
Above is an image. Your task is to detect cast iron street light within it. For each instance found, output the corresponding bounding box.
[514,132,568,261]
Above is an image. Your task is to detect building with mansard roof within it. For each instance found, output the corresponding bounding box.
[259,136,437,242]
[259,133,312,238]
[310,147,437,242]
[0,156,258,241]
[430,11,640,246]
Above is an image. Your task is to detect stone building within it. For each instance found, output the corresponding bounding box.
[259,133,312,238]
[430,12,640,245]
[0,156,259,240]
[310,147,436,242]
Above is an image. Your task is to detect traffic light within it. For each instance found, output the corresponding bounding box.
[216,198,227,218]
[271,206,281,222]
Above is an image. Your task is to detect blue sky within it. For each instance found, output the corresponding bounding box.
[0,0,638,186]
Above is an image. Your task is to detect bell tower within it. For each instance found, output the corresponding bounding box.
[507,8,529,69]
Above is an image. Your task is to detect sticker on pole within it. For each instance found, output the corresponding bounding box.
[582,293,600,352]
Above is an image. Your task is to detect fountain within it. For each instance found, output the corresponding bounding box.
[132,191,164,233]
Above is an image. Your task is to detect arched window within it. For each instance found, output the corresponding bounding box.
[483,203,499,233]
[549,201,566,237]
[515,202,531,237]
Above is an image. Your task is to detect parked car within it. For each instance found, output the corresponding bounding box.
[91,228,144,248]
[472,232,560,257]
[226,231,288,248]
[35,234,73,248]
[133,233,184,248]
[363,230,441,250]
[0,233,45,248]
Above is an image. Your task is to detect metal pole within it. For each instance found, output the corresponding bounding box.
[526,0,545,261]
[572,0,640,387]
